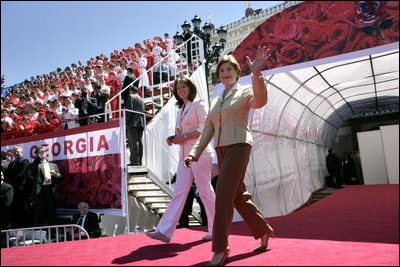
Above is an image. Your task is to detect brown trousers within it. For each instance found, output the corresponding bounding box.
[213,143,269,252]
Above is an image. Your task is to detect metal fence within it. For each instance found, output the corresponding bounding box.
[1,224,90,248]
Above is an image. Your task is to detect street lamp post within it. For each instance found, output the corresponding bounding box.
[173,15,227,86]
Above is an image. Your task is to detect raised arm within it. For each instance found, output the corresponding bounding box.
[247,46,270,109]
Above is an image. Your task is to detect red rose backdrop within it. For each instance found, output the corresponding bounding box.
[56,154,122,209]
[1,122,125,212]
[233,1,399,76]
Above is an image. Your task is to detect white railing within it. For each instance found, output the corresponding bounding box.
[1,224,90,248]
[104,35,206,234]
[105,34,205,123]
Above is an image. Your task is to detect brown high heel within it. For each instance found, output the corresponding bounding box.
[253,225,275,252]
[206,247,230,266]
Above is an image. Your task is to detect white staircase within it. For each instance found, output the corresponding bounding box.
[120,35,207,231]
[127,167,204,228]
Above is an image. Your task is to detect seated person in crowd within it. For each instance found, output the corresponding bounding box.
[71,201,101,238]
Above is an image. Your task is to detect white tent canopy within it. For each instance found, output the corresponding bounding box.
[147,42,399,219]
[211,42,399,217]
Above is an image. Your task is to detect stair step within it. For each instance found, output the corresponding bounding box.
[128,176,152,184]
[134,191,169,198]
[142,197,170,203]
[188,215,202,226]
[154,208,166,214]
[128,185,162,191]
[150,203,168,209]
[127,166,148,173]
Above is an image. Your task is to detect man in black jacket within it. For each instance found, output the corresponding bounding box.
[75,90,96,126]
[71,201,101,238]
[121,67,139,107]
[1,169,14,230]
[326,149,344,188]
[27,146,61,226]
[4,146,30,228]
[125,86,145,166]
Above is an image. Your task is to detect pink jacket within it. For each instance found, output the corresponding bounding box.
[176,98,213,159]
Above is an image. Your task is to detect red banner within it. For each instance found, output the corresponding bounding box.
[233,1,399,76]
[1,121,125,211]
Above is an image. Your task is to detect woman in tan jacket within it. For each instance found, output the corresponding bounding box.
[184,46,274,266]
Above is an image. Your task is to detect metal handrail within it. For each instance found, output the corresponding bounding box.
[1,224,90,248]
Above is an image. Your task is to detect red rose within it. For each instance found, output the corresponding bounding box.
[233,45,256,76]
[314,43,341,60]
[264,56,278,72]
[273,18,302,41]
[380,19,399,43]
[386,1,399,9]
[57,173,83,207]
[111,198,122,209]
[344,32,377,53]
[299,21,325,55]
[94,155,105,172]
[84,172,101,191]
[319,1,357,22]
[111,166,122,189]
[276,41,305,65]
[295,1,325,21]
[75,187,98,207]
[101,154,120,182]
[98,183,116,207]
[323,19,355,51]
[259,14,279,38]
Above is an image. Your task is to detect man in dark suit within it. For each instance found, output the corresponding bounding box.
[125,86,145,166]
[4,146,30,228]
[27,146,61,226]
[71,201,101,238]
[121,67,139,106]
[326,149,344,188]
[74,90,96,126]
[1,169,14,230]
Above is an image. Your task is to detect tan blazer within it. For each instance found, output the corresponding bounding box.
[176,98,213,159]
[190,83,254,160]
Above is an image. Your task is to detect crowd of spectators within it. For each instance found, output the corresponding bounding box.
[1,33,178,140]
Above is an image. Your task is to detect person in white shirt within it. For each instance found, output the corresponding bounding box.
[60,96,79,129]
[97,77,112,120]
[137,50,150,90]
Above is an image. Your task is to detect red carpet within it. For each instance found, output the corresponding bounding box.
[2,185,399,266]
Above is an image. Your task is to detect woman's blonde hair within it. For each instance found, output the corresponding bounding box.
[173,75,197,108]
[216,54,241,82]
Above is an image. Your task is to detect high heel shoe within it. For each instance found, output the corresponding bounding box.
[206,247,230,266]
[253,225,275,253]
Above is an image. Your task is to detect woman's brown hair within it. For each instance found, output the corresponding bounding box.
[173,75,197,108]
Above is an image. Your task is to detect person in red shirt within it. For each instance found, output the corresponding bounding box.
[105,67,121,118]
[44,110,62,132]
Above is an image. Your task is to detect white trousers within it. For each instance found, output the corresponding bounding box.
[157,153,215,239]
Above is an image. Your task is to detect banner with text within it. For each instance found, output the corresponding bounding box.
[1,125,125,214]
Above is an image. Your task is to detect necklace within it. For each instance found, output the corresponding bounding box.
[178,102,190,128]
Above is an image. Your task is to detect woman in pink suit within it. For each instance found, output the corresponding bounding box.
[145,75,216,243]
